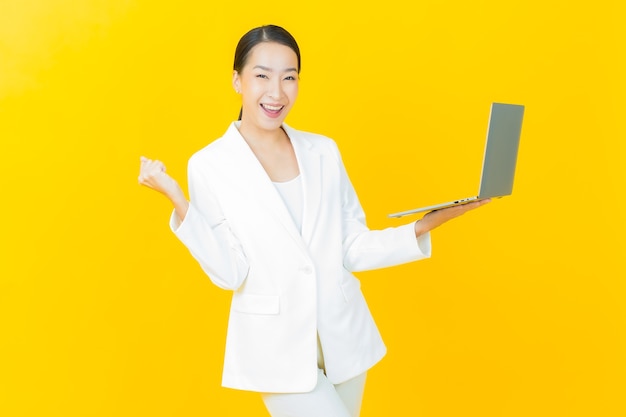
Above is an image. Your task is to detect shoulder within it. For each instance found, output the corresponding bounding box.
[187,122,240,167]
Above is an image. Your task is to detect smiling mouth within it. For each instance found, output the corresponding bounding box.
[261,104,284,113]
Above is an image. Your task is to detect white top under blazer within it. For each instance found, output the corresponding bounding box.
[170,122,431,393]
[273,175,303,232]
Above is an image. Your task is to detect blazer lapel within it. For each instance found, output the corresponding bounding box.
[284,125,322,247]
[220,123,307,250]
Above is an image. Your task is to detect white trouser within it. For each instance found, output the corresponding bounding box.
[261,369,367,417]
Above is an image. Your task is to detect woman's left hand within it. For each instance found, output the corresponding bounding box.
[414,199,491,237]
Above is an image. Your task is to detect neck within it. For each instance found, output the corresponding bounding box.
[237,120,288,151]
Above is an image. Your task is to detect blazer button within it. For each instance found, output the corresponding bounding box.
[301,265,313,275]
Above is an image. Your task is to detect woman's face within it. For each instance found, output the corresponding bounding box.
[233,41,299,132]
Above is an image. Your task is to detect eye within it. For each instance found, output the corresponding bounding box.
[256,74,269,79]
[284,75,297,81]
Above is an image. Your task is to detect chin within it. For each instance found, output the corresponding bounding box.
[258,116,287,131]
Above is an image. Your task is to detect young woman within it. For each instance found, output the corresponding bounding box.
[138,25,489,417]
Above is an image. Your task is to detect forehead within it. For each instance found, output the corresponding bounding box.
[244,42,298,71]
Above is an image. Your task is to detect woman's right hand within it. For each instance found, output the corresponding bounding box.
[138,156,181,197]
[138,156,189,221]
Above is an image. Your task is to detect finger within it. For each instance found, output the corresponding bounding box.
[141,160,161,172]
[461,199,490,212]
[153,160,166,172]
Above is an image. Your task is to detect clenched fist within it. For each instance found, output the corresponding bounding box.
[138,156,189,222]
[138,156,181,197]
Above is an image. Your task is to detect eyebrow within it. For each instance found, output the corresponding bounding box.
[253,65,298,73]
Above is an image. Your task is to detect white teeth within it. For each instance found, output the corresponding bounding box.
[262,104,283,111]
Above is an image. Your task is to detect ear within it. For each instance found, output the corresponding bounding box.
[232,70,241,94]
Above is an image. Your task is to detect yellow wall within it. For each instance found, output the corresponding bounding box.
[1,1,624,416]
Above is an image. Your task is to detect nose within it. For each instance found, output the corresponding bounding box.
[267,78,283,100]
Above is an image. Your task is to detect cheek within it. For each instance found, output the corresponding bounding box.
[242,76,262,91]
[245,82,261,95]
[286,83,299,100]
[242,82,263,102]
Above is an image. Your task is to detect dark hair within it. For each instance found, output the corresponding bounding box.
[234,25,301,74]
[234,25,301,120]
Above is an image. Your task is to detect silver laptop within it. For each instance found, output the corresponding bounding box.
[388,102,525,218]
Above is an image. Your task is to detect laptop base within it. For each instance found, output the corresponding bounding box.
[388,196,479,218]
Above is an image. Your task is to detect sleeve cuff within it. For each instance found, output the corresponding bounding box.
[392,221,432,262]
[416,229,432,258]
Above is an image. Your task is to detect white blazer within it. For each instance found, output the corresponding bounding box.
[171,122,431,393]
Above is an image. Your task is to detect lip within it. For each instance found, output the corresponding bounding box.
[260,103,285,119]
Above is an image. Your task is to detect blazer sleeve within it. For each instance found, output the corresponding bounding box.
[169,156,250,290]
[333,141,432,272]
